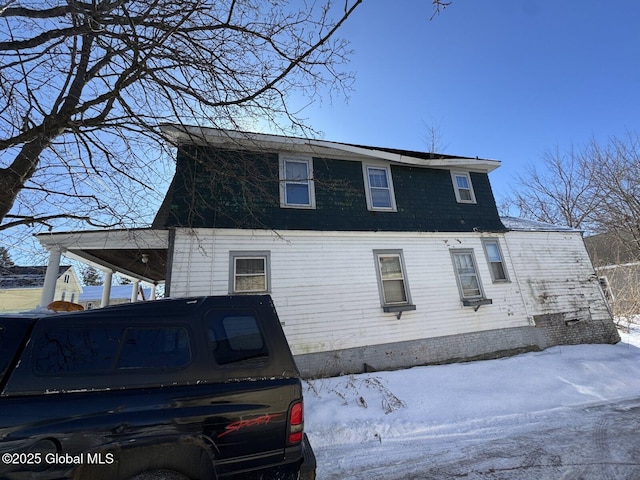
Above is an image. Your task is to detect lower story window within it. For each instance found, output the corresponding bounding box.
[451,250,483,299]
[374,250,411,306]
[229,251,271,293]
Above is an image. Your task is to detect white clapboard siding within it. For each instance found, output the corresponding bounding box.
[503,229,608,319]
[170,228,536,355]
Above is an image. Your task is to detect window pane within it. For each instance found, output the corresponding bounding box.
[459,189,472,201]
[460,275,481,297]
[379,256,402,279]
[485,242,501,262]
[491,262,507,281]
[454,253,474,273]
[383,279,407,304]
[118,327,191,369]
[456,175,469,189]
[368,168,389,188]
[285,183,310,205]
[236,258,264,275]
[207,312,269,365]
[236,275,266,292]
[285,161,308,181]
[35,327,124,374]
[371,188,392,208]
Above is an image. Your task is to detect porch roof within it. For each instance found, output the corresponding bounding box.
[36,228,168,284]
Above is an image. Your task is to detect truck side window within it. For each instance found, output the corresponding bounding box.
[118,327,190,369]
[35,327,124,374]
[34,326,191,374]
[206,312,268,365]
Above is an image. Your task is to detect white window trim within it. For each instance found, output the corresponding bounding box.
[363,163,397,212]
[482,238,510,283]
[450,249,485,301]
[373,249,414,309]
[229,251,271,294]
[279,154,316,209]
[451,171,477,204]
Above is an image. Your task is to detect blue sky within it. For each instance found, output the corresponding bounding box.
[291,0,640,203]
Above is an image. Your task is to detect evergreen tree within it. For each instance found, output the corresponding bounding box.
[0,247,14,267]
[82,266,103,286]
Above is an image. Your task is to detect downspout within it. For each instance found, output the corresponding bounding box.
[164,228,176,297]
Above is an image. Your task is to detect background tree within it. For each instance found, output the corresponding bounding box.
[0,246,14,267]
[584,133,640,252]
[0,0,367,236]
[81,265,102,286]
[506,146,601,231]
[508,132,640,241]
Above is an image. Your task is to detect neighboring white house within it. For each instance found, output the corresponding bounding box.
[34,127,620,377]
[0,265,82,313]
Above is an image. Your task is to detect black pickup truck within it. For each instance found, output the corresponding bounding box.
[0,295,315,480]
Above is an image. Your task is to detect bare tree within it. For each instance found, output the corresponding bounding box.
[584,133,640,253]
[506,145,601,231]
[0,0,371,234]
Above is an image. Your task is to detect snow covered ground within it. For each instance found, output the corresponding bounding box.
[305,324,640,479]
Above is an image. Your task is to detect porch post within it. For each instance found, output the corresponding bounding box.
[101,271,113,307]
[150,284,157,300]
[40,247,63,308]
[131,280,140,302]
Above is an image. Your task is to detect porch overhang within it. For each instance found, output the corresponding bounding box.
[36,228,169,284]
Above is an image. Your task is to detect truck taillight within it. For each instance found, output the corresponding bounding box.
[288,401,304,444]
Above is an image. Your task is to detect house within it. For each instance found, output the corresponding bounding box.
[584,231,640,317]
[35,127,620,377]
[0,265,82,313]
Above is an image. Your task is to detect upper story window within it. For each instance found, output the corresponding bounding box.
[63,273,70,283]
[279,155,315,208]
[229,251,271,294]
[451,171,476,204]
[482,238,509,282]
[363,164,396,211]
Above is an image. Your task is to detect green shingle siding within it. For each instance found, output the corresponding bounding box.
[164,147,506,233]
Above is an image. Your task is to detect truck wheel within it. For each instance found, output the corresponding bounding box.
[129,470,191,480]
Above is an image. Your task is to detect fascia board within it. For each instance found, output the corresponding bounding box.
[36,229,168,250]
[160,124,501,173]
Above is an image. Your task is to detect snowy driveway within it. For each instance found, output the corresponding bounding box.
[313,396,640,479]
[305,329,640,480]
